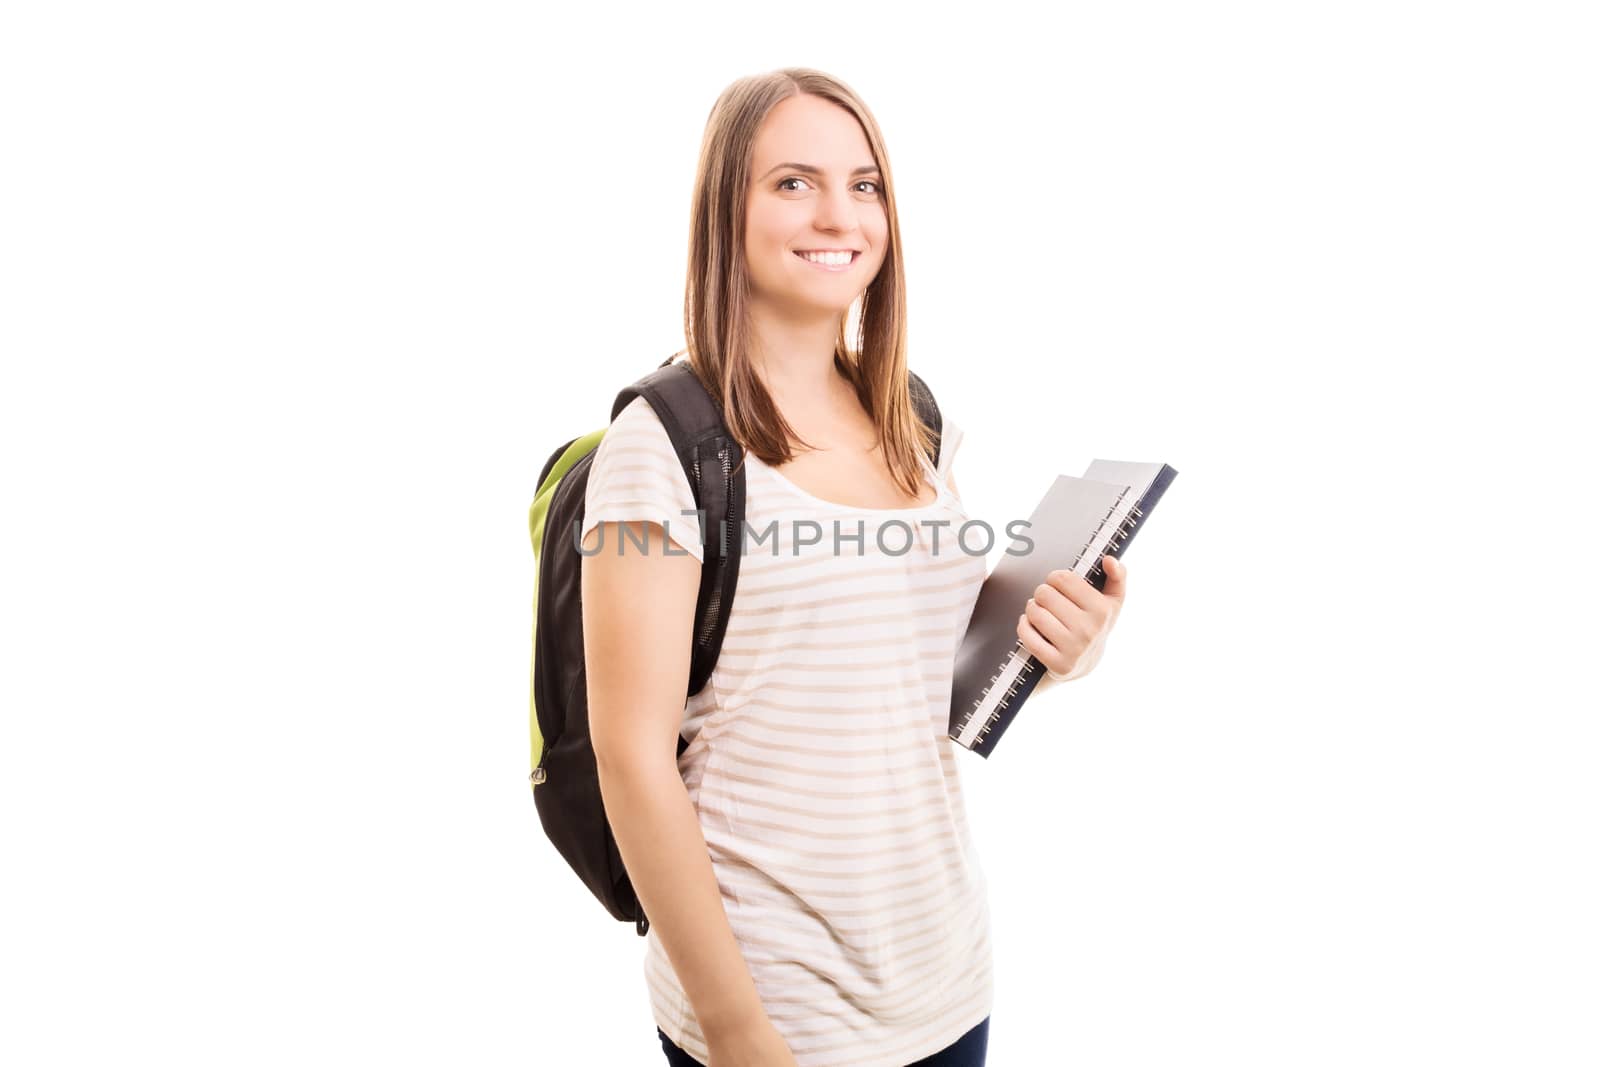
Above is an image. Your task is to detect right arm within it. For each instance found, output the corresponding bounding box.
[582,520,795,1064]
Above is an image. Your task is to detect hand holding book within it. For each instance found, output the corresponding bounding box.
[948,460,1176,756]
[1019,555,1127,686]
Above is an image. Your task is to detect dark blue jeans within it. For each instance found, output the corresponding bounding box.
[657,1016,989,1066]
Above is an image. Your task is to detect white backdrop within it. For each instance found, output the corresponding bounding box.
[3,2,1596,1064]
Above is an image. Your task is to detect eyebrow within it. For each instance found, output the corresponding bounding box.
[758,162,881,181]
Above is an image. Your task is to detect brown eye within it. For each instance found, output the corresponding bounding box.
[777,176,807,191]
[855,180,881,196]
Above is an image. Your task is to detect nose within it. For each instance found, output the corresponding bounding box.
[811,182,859,236]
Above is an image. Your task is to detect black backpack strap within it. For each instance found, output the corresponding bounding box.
[907,369,943,470]
[609,359,745,719]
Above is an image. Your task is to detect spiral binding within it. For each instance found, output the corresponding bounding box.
[952,500,1143,749]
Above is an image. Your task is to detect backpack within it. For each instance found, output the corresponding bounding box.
[528,352,943,936]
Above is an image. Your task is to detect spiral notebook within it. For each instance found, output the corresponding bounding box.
[948,459,1177,757]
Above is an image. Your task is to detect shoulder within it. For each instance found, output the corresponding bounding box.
[589,393,693,488]
[582,394,704,562]
[591,394,687,472]
[607,394,673,446]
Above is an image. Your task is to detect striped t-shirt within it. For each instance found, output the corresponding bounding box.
[581,393,992,1067]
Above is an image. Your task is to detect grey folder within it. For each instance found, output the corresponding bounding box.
[949,460,1177,757]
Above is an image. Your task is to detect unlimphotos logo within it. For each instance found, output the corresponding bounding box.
[574,510,1037,558]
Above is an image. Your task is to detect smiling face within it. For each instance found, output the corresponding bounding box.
[743,93,890,322]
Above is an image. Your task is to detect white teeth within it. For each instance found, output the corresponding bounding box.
[798,250,854,266]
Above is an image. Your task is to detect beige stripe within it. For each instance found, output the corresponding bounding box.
[750,669,950,689]
[707,709,950,735]
[738,548,865,577]
[584,487,690,510]
[752,925,991,1003]
[703,715,936,739]
[688,734,948,774]
[586,483,682,508]
[704,749,949,787]
[728,905,987,960]
[593,458,685,480]
[724,691,950,715]
[699,737,946,767]
[722,611,967,638]
[749,941,991,1022]
[743,922,986,997]
[704,838,966,889]
[735,552,975,598]
[733,573,981,618]
[720,857,979,927]
[690,775,955,816]
[584,500,693,520]
[593,462,689,489]
[730,680,951,703]
[582,511,697,538]
[751,947,987,1018]
[717,630,948,654]
[704,796,972,844]
[710,655,923,676]
[715,679,947,709]
[705,826,963,870]
[735,498,966,527]
[736,540,975,568]
[716,855,976,900]
[697,758,947,793]
[704,780,966,831]
[735,901,986,970]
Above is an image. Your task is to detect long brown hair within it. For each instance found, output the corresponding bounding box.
[679,67,937,499]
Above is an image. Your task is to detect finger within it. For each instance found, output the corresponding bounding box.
[1030,580,1088,637]
[1024,593,1075,651]
[1044,568,1101,613]
[1016,611,1074,676]
[1099,554,1128,603]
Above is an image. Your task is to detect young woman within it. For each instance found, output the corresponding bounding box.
[578,68,1127,1067]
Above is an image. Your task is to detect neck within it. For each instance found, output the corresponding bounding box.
[746,304,851,409]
